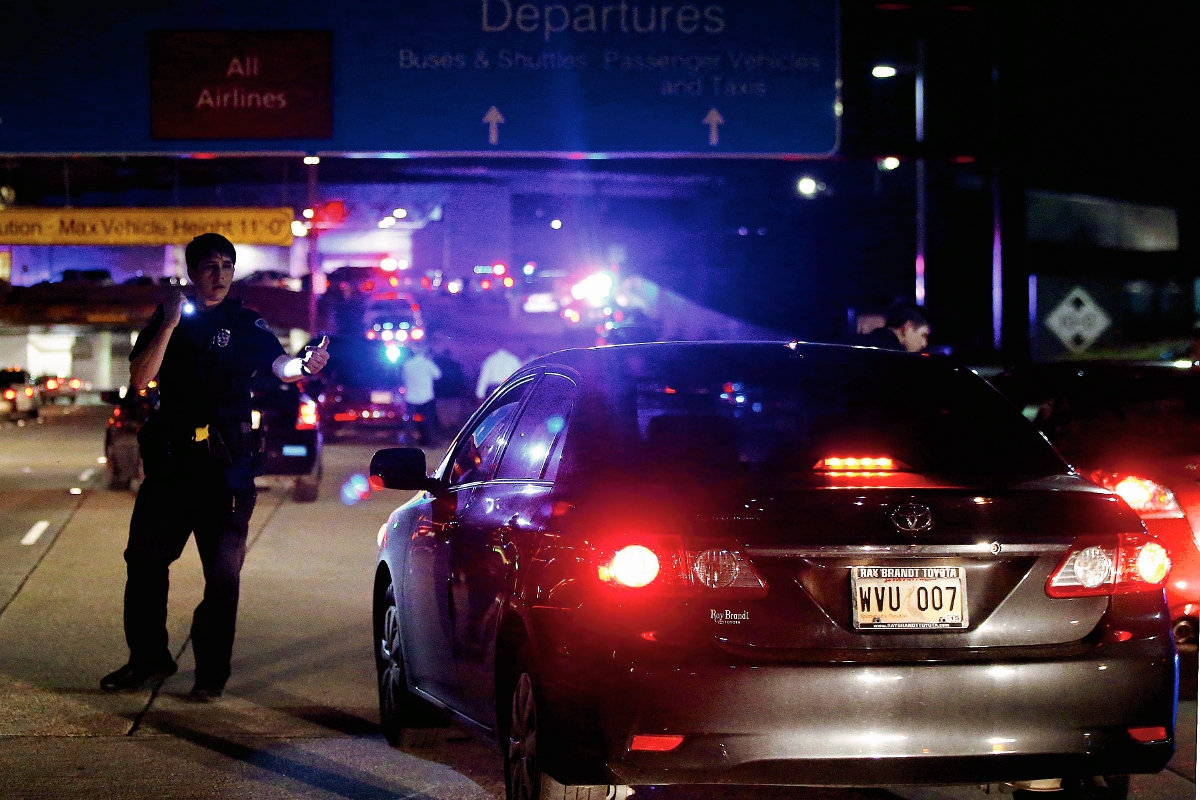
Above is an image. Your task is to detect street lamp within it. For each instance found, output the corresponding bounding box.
[872,38,927,306]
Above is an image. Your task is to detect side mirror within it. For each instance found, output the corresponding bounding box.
[370,447,443,492]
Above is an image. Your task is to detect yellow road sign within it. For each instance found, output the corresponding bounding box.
[0,207,294,246]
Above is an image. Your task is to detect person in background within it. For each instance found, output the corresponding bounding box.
[432,337,471,436]
[402,343,442,446]
[859,302,930,353]
[476,345,522,402]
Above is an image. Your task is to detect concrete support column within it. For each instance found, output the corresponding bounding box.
[95,330,113,390]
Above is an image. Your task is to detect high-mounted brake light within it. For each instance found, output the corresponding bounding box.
[815,456,911,477]
[1089,471,1184,519]
[1046,532,1172,598]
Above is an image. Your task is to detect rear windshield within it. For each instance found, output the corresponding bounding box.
[1,370,30,387]
[576,346,1064,485]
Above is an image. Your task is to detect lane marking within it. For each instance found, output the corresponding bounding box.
[79,468,95,481]
[20,521,50,546]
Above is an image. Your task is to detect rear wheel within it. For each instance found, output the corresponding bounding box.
[504,669,627,800]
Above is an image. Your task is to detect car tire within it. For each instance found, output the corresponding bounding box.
[292,454,322,503]
[504,669,627,800]
[376,586,438,748]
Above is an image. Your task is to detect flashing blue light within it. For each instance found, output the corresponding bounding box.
[385,345,402,363]
[523,264,536,276]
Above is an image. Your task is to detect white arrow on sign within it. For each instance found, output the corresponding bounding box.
[482,106,505,145]
[703,108,724,146]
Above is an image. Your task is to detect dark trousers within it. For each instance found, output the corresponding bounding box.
[409,400,439,444]
[123,469,255,689]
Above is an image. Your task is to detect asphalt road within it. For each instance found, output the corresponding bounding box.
[0,408,1195,800]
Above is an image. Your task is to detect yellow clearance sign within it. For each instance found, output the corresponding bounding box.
[0,207,294,246]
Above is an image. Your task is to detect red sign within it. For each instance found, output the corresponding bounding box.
[150,31,332,140]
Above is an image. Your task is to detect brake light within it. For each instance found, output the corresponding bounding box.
[411,328,425,340]
[333,411,358,422]
[815,456,909,476]
[69,378,82,389]
[1046,532,1172,598]
[3,389,15,400]
[1090,472,1184,519]
[24,387,34,397]
[296,398,318,430]
[46,379,58,390]
[594,536,768,597]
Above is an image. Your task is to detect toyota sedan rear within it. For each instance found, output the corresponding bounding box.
[369,342,1177,800]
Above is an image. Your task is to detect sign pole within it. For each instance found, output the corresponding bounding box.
[306,161,319,336]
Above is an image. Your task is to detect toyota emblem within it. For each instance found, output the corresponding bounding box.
[891,503,933,534]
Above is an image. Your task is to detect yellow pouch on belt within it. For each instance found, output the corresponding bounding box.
[194,425,209,442]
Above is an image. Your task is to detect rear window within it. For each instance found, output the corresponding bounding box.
[1,370,30,387]
[580,346,1063,484]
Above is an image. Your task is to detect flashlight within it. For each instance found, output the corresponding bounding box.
[182,301,196,316]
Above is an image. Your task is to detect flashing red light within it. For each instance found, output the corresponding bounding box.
[360,280,376,292]
[311,200,348,228]
[1128,726,1169,743]
[503,276,515,288]
[191,152,217,159]
[377,291,400,301]
[412,413,424,423]
[420,276,432,289]
[664,387,676,394]
[480,279,492,290]
[630,735,684,752]
[333,411,358,422]
[389,276,399,287]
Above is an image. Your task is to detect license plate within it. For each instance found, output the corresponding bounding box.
[370,391,393,404]
[850,565,968,630]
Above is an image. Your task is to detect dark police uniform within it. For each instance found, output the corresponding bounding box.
[124,297,285,691]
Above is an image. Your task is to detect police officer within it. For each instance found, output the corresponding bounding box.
[100,233,329,700]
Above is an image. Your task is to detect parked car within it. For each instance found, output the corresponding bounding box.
[986,361,1200,644]
[368,342,1176,800]
[36,375,87,405]
[1,368,38,421]
[313,335,414,441]
[101,375,323,502]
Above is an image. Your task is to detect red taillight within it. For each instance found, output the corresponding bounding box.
[112,407,122,417]
[1046,532,1172,598]
[1090,472,1184,519]
[24,387,34,398]
[333,411,358,422]
[593,536,768,597]
[46,379,58,390]
[815,456,910,477]
[1128,726,1169,743]
[69,378,82,389]
[2,389,15,400]
[630,735,684,752]
[296,399,318,430]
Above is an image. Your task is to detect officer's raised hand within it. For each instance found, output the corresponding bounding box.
[163,288,187,329]
[301,335,330,375]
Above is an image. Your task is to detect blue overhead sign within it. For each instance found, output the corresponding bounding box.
[1,0,838,157]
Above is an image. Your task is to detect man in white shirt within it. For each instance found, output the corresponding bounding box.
[476,346,522,401]
[402,345,442,445]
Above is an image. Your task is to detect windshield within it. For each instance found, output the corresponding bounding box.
[577,346,1064,485]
